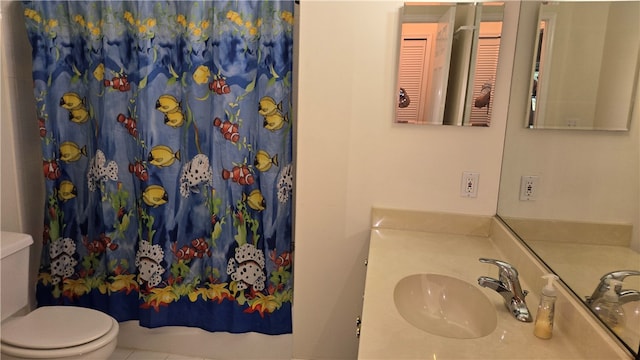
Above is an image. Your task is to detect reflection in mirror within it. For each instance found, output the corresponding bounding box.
[499,1,639,355]
[527,1,640,130]
[394,3,503,126]
[466,14,502,126]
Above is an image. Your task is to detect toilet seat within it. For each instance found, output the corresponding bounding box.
[2,306,113,349]
[1,306,119,359]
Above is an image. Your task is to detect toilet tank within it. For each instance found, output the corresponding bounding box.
[1,232,34,322]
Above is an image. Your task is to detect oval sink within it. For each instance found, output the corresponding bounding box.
[393,274,497,339]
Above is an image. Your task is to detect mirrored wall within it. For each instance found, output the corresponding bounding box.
[498,1,640,355]
[527,2,639,130]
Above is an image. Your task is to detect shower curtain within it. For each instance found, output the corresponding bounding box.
[23,0,294,334]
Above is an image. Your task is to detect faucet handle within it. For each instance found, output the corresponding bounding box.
[478,258,532,322]
[479,258,519,278]
[601,270,640,282]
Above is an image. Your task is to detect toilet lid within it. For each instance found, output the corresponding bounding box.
[1,306,114,349]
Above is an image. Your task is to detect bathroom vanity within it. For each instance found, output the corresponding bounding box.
[357,209,632,359]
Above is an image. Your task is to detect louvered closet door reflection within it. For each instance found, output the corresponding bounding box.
[397,37,428,123]
[469,37,500,126]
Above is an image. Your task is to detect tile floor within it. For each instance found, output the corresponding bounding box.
[109,348,215,360]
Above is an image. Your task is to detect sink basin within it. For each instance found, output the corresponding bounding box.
[393,274,497,339]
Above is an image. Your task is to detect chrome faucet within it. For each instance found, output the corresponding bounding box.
[477,258,533,322]
[586,270,640,305]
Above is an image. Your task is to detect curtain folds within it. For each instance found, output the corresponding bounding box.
[23,0,294,334]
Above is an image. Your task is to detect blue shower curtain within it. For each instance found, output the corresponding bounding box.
[23,0,294,334]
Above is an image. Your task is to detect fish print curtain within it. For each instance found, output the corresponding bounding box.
[23,0,294,334]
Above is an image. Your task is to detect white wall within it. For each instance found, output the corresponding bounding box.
[0,2,42,236]
[0,0,46,311]
[595,2,640,130]
[542,3,607,128]
[292,1,518,358]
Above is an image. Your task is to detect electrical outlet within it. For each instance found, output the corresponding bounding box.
[520,175,539,201]
[460,172,479,198]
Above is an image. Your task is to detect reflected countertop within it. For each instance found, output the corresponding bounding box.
[527,240,640,348]
[526,240,640,300]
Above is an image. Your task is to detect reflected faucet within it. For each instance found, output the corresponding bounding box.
[477,258,533,322]
[586,270,640,306]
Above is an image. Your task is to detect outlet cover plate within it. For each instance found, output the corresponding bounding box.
[461,172,479,198]
[520,175,539,201]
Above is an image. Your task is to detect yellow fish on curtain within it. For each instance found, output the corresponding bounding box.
[23,0,294,334]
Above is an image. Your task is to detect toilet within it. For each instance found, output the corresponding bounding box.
[0,231,119,360]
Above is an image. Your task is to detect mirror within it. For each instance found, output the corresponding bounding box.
[498,1,639,355]
[394,3,504,126]
[527,2,640,130]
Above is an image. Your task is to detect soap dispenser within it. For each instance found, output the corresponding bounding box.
[590,279,626,337]
[534,274,558,339]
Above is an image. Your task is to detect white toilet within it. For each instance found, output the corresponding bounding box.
[1,231,119,360]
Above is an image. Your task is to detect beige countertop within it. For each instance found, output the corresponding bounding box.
[357,209,632,359]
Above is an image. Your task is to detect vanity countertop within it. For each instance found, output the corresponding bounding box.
[357,209,632,359]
